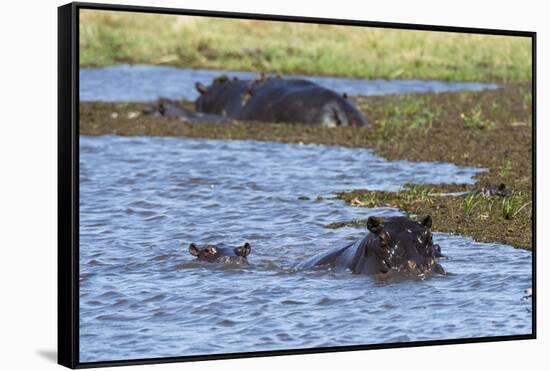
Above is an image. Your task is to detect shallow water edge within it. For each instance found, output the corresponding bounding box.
[80,65,500,102]
[79,84,532,248]
[79,135,532,362]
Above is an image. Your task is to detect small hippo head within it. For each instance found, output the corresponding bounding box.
[361,215,445,275]
[189,242,251,264]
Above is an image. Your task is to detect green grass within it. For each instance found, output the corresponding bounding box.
[80,10,532,82]
[460,105,495,129]
[80,84,533,249]
[378,95,440,133]
[498,160,513,177]
[406,185,434,203]
[463,193,480,214]
[501,193,530,220]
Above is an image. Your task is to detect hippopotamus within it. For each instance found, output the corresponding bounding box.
[189,242,251,264]
[194,75,368,127]
[297,215,445,275]
[142,98,231,123]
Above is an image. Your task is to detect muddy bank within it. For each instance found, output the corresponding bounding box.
[331,184,531,250]
[79,84,533,249]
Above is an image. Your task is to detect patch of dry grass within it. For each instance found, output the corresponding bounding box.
[80,9,532,82]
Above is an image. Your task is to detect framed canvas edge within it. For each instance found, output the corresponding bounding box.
[58,2,79,369]
[531,31,537,340]
[73,1,536,36]
[57,1,537,369]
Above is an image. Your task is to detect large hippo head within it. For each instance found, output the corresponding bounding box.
[355,215,445,275]
[188,242,251,264]
[194,75,248,116]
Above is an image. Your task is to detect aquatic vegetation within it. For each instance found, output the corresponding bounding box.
[378,96,439,132]
[349,193,378,208]
[501,193,532,220]
[80,85,532,249]
[502,197,518,220]
[498,160,513,178]
[460,105,495,129]
[335,185,532,249]
[325,219,369,229]
[463,193,480,215]
[407,185,434,203]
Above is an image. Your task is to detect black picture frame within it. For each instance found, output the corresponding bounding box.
[58,2,537,368]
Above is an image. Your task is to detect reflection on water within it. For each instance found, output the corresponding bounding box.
[80,65,500,102]
[79,135,531,362]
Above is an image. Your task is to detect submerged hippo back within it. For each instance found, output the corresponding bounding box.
[296,242,355,271]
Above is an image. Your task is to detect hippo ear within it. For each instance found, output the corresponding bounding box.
[195,82,207,95]
[189,243,200,256]
[366,216,384,236]
[235,242,251,257]
[420,215,432,229]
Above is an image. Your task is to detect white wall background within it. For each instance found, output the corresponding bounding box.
[0,0,546,369]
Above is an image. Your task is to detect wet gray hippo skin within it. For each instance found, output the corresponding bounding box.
[142,98,231,124]
[195,75,368,127]
[189,242,251,264]
[297,215,445,275]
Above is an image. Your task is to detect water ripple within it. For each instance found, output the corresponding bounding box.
[80,65,500,102]
[79,135,531,362]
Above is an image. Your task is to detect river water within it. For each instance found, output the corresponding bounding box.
[79,65,500,102]
[79,135,532,363]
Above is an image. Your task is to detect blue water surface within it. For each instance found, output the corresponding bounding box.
[79,135,531,362]
[80,65,500,102]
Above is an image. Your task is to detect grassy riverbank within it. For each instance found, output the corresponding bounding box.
[80,84,533,249]
[80,9,532,83]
